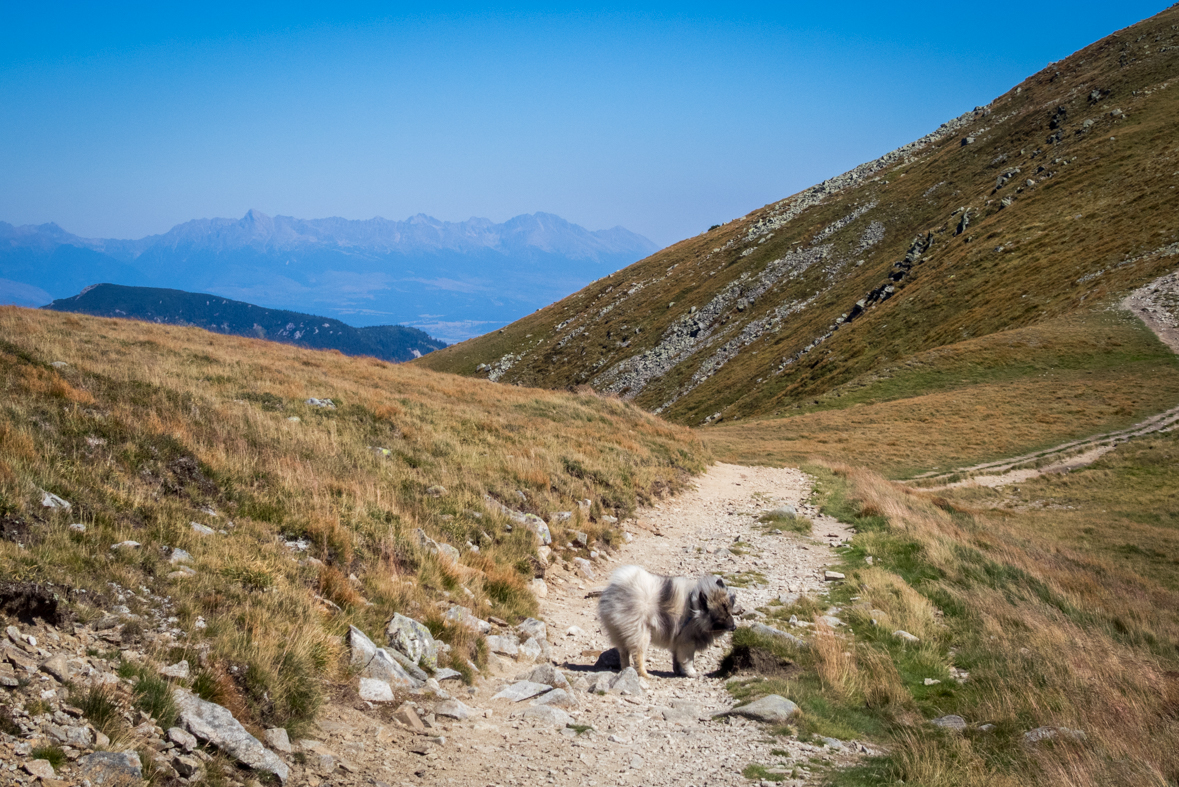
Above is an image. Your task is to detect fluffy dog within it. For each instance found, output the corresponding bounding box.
[598,565,740,678]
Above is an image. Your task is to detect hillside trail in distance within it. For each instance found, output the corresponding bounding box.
[912,269,1179,491]
[306,463,863,787]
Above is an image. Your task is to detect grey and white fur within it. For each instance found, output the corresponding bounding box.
[597,565,741,678]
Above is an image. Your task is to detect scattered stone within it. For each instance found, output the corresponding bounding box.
[385,614,439,670]
[173,688,290,782]
[573,557,595,579]
[529,578,548,599]
[531,688,578,709]
[924,678,941,686]
[172,754,202,778]
[413,528,461,564]
[350,625,422,687]
[629,755,645,770]
[391,704,424,732]
[777,592,800,606]
[78,751,142,786]
[168,726,198,751]
[169,548,193,565]
[425,485,447,497]
[566,625,585,637]
[820,615,843,628]
[608,667,644,697]
[749,623,807,647]
[434,668,463,682]
[25,760,56,780]
[893,630,920,644]
[445,605,491,634]
[190,522,215,536]
[516,663,568,689]
[492,681,551,702]
[574,531,588,547]
[517,617,547,642]
[519,705,572,727]
[931,715,967,731]
[486,634,519,658]
[723,695,800,724]
[40,491,71,511]
[1024,726,1086,744]
[161,660,190,679]
[40,653,69,681]
[69,522,86,532]
[110,540,140,550]
[518,637,543,662]
[359,677,396,702]
[823,571,845,582]
[435,699,474,720]
[305,398,335,408]
[521,514,552,545]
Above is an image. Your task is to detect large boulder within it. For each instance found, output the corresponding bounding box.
[173,688,290,782]
[445,605,491,634]
[385,614,439,670]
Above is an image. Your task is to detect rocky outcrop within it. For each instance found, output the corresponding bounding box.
[173,687,290,782]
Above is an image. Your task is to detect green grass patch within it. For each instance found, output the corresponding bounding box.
[31,745,66,769]
[757,508,813,535]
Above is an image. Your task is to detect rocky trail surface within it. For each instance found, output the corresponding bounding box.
[0,464,863,787]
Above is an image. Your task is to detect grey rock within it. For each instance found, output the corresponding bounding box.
[78,751,143,785]
[819,616,844,628]
[519,705,572,727]
[893,630,920,644]
[169,548,194,564]
[435,699,474,720]
[69,522,86,532]
[172,754,202,778]
[820,736,844,750]
[518,637,543,662]
[40,491,71,510]
[173,687,290,781]
[425,485,447,497]
[25,759,55,780]
[445,605,491,634]
[521,514,552,545]
[350,626,421,687]
[40,653,70,681]
[1024,726,1086,744]
[191,521,215,536]
[660,706,698,725]
[385,613,439,670]
[161,660,190,679]
[486,634,519,657]
[777,592,800,606]
[359,677,396,702]
[724,694,800,724]
[587,672,614,694]
[516,664,568,689]
[750,623,807,647]
[414,528,461,564]
[629,755,645,769]
[305,397,335,408]
[573,557,595,579]
[434,667,463,682]
[46,723,92,747]
[168,726,198,751]
[531,688,578,708]
[492,681,552,702]
[110,540,140,550]
[931,715,967,731]
[823,571,844,581]
[517,617,547,642]
[574,531,589,546]
[386,646,429,682]
[609,667,644,697]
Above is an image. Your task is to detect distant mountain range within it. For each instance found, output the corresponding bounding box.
[0,211,658,342]
[45,284,446,362]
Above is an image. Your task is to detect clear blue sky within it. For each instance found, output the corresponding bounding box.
[1,1,1168,246]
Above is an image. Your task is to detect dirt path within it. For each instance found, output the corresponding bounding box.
[912,271,1179,490]
[303,463,857,787]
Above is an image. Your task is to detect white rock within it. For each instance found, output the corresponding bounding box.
[358,678,395,702]
[191,522,215,536]
[492,681,551,702]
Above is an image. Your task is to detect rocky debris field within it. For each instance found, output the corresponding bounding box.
[1,464,866,787]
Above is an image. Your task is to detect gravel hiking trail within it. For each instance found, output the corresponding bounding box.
[304,463,860,787]
[913,271,1179,490]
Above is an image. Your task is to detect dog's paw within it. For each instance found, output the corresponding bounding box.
[683,667,698,678]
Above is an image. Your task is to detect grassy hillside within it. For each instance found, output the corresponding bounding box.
[0,306,705,733]
[704,307,1179,477]
[418,6,1179,434]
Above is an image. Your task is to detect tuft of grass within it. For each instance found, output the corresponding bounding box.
[31,745,66,769]
[72,684,121,735]
[567,723,594,735]
[742,763,787,782]
[757,508,813,535]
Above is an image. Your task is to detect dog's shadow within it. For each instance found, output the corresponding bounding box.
[562,648,720,679]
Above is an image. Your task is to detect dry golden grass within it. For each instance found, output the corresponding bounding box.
[0,306,706,731]
[704,309,1179,478]
[812,460,1179,787]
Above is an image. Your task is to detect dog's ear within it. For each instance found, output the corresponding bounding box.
[715,577,726,589]
[698,590,709,613]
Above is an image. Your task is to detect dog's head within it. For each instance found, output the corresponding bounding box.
[699,576,740,633]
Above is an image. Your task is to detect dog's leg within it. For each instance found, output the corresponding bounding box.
[634,629,652,678]
[672,653,683,676]
[617,647,630,672]
[675,645,698,678]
